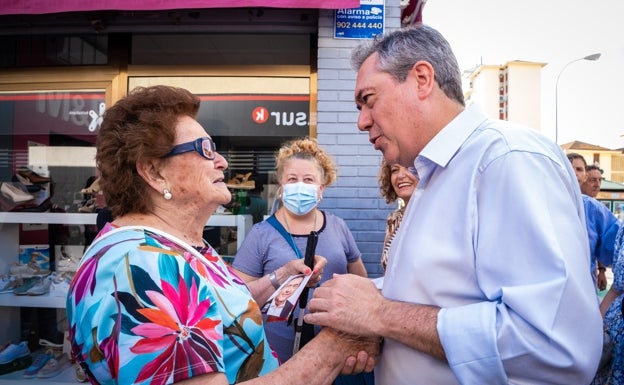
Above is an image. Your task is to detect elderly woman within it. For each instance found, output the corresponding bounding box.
[66,85,376,385]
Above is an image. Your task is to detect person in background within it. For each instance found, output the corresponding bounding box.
[567,152,619,291]
[377,161,418,272]
[581,163,611,286]
[247,177,268,224]
[583,164,604,198]
[231,137,369,365]
[305,25,602,384]
[66,85,377,385]
[593,224,624,384]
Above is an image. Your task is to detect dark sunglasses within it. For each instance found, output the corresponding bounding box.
[165,137,216,160]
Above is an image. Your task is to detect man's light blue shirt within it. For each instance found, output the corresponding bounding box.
[377,104,602,384]
[583,194,619,273]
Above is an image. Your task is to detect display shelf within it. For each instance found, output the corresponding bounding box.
[0,212,97,225]
[0,362,75,385]
[0,293,66,309]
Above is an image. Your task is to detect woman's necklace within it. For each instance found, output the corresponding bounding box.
[282,210,317,235]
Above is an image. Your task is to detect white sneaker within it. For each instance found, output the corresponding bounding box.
[1,182,34,203]
[49,273,71,297]
[55,245,84,273]
[9,262,50,278]
[26,275,53,296]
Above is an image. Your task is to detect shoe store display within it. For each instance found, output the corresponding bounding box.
[55,245,84,272]
[80,177,100,194]
[36,352,70,378]
[23,349,54,378]
[9,262,50,278]
[25,275,53,296]
[12,173,43,193]
[78,197,96,213]
[0,182,34,203]
[226,172,255,190]
[12,277,40,296]
[0,275,18,294]
[0,341,30,365]
[17,167,50,184]
[49,273,72,298]
[75,362,89,382]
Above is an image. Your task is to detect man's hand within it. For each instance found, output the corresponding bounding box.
[597,268,607,291]
[305,274,385,336]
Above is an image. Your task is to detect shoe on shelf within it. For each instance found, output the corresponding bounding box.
[78,198,96,213]
[13,173,44,193]
[75,362,89,382]
[1,182,34,203]
[80,177,100,194]
[0,355,32,375]
[36,352,70,378]
[17,167,50,184]
[56,245,84,272]
[0,341,30,365]
[23,350,54,378]
[50,273,72,297]
[10,262,50,278]
[226,172,255,190]
[0,275,19,294]
[13,277,40,296]
[26,275,53,296]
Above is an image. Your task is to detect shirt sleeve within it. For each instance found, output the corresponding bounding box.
[438,150,603,384]
[585,196,620,267]
[334,214,362,263]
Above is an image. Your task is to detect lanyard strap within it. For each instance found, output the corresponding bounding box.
[266,214,303,259]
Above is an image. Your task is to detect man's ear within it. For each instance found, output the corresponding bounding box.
[409,61,436,98]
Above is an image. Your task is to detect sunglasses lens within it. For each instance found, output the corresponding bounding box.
[202,138,215,159]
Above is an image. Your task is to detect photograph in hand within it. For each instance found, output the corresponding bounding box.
[263,274,311,322]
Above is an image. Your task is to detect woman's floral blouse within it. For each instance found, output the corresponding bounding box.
[66,225,279,385]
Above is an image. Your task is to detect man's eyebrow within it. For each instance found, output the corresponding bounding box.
[355,87,372,105]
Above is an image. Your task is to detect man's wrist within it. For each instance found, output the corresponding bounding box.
[598,267,606,272]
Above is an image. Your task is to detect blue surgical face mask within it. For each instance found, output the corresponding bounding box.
[282,182,319,216]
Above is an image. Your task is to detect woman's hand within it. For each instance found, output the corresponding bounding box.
[281,255,326,287]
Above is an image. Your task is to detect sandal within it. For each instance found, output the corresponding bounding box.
[226,172,255,190]
[80,177,100,195]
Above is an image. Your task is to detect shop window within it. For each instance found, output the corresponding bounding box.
[0,35,108,68]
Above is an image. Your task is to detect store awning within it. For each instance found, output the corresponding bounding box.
[0,0,360,15]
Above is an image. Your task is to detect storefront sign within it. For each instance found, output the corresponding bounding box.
[196,95,309,137]
[334,0,384,39]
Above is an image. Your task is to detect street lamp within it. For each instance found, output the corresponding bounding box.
[555,53,601,144]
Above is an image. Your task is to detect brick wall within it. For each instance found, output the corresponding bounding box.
[316,5,401,277]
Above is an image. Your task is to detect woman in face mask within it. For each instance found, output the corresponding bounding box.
[232,137,368,366]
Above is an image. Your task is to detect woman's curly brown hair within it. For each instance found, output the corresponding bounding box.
[274,137,337,186]
[96,85,200,218]
[378,160,398,204]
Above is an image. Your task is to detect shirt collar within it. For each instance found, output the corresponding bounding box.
[414,104,489,178]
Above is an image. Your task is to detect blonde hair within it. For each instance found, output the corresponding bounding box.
[274,137,337,186]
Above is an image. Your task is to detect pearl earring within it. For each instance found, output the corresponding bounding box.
[163,188,172,200]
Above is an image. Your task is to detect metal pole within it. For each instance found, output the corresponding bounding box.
[555,53,601,144]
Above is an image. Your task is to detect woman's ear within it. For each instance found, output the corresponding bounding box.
[318,184,326,200]
[135,159,163,192]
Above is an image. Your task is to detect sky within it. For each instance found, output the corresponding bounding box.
[423,0,624,149]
